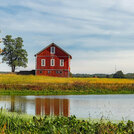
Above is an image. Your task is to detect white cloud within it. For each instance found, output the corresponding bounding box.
[0,0,134,73]
[71,50,134,74]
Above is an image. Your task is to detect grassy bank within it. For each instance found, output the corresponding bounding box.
[0,110,134,134]
[1,89,134,96]
[1,74,134,95]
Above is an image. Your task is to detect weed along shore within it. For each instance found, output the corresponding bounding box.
[1,74,134,95]
[0,110,134,134]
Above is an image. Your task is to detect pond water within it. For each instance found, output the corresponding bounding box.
[0,95,134,121]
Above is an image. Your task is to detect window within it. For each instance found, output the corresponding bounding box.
[50,47,55,54]
[60,59,64,66]
[56,71,62,74]
[48,71,51,74]
[41,59,46,66]
[51,59,55,66]
[40,71,42,74]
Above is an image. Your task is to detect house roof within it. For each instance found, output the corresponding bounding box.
[34,43,72,59]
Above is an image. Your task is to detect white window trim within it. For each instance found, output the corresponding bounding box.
[60,59,64,66]
[51,59,55,66]
[50,47,55,54]
[41,59,46,66]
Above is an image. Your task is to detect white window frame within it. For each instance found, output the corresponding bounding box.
[51,59,55,66]
[41,59,46,66]
[60,59,64,66]
[50,47,55,54]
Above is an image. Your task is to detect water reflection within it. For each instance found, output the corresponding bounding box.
[11,96,15,112]
[0,95,134,121]
[0,96,70,117]
[4,96,27,113]
[36,98,70,116]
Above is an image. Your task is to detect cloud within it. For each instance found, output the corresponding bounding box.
[71,50,134,74]
[0,0,134,73]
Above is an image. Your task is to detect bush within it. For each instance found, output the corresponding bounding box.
[113,71,125,78]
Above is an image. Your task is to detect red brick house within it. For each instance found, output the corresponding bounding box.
[35,43,72,77]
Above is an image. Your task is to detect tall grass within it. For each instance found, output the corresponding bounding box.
[1,74,134,95]
[0,110,134,134]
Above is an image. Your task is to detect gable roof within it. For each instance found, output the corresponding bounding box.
[35,43,72,59]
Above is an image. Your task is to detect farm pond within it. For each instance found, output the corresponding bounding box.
[0,95,134,121]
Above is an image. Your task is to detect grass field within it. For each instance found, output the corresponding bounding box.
[1,74,134,95]
[0,110,134,134]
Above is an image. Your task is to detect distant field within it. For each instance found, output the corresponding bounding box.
[0,74,134,95]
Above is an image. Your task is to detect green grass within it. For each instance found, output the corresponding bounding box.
[0,110,134,134]
[1,74,134,95]
[1,89,134,95]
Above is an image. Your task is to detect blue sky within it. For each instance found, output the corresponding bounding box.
[0,0,134,74]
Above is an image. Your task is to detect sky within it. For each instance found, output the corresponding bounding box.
[0,0,134,74]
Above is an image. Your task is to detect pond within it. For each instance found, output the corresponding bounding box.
[0,95,134,121]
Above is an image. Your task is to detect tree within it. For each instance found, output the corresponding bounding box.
[113,70,125,78]
[1,35,28,72]
[0,30,2,54]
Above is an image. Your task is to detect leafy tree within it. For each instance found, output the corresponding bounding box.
[113,70,125,78]
[106,75,110,78]
[1,35,28,72]
[0,30,2,54]
[69,72,73,77]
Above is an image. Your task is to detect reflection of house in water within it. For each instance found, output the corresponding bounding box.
[36,98,70,116]
[0,96,70,116]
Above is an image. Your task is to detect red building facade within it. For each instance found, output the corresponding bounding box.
[35,43,72,77]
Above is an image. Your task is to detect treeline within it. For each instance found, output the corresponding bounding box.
[72,71,134,79]
[1,71,134,79]
[72,73,112,78]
